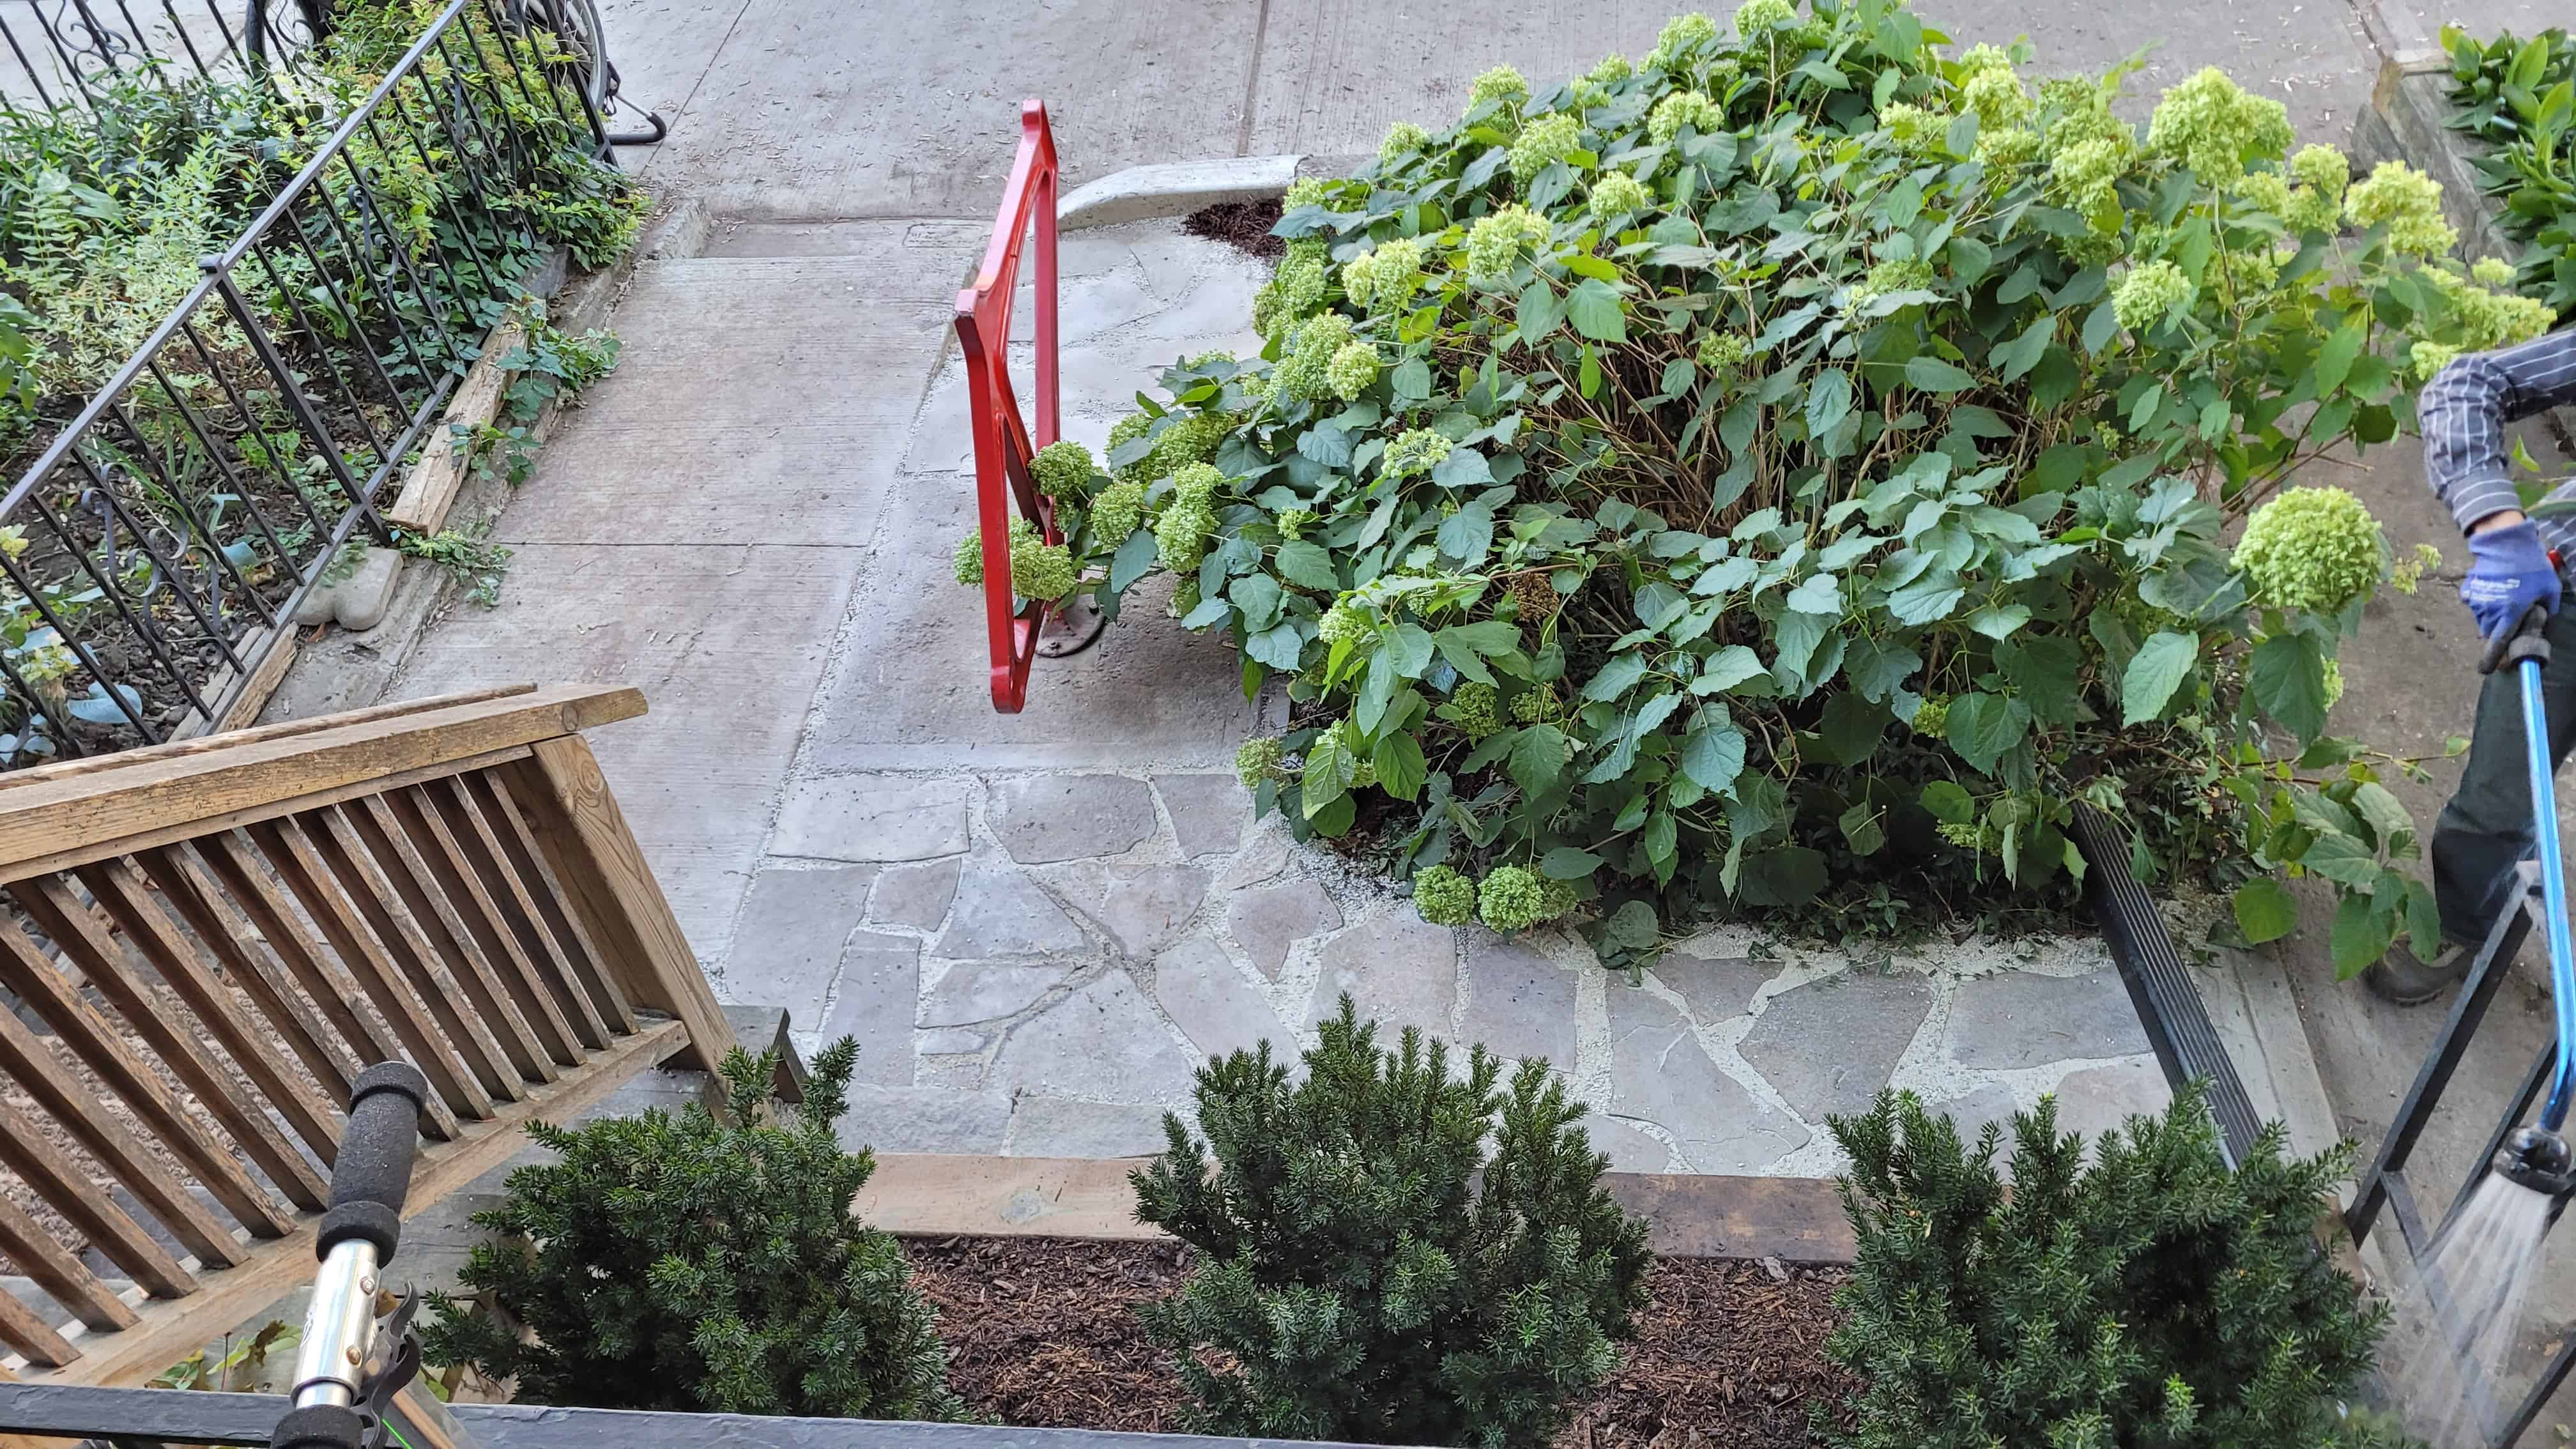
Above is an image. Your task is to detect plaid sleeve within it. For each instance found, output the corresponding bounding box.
[2421,329,2576,535]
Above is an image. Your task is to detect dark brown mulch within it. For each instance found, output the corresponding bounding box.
[1183,199,1285,259]
[905,1236,1856,1448]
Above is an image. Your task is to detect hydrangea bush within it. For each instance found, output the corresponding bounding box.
[973,0,2549,969]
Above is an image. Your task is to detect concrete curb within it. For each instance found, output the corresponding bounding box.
[1057,155,1301,231]
[856,1153,1857,1264]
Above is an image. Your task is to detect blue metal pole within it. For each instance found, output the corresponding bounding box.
[2520,655,2576,1130]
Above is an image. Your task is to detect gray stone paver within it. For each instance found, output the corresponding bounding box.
[867,857,962,930]
[1738,971,1936,1125]
[919,962,1070,1029]
[1006,1095,1176,1158]
[1154,773,1252,858]
[2048,1057,2175,1145]
[1655,950,1774,1025]
[839,1085,1012,1154]
[1606,986,1810,1174]
[722,865,874,1029]
[1945,966,2153,1070]
[993,971,1200,1103]
[1459,935,1579,1068]
[931,868,1089,958]
[1059,861,1210,958]
[774,776,967,862]
[990,775,1159,862]
[1225,877,1342,979]
[818,931,921,1084]
[1154,935,1287,1061]
[1307,912,1458,1037]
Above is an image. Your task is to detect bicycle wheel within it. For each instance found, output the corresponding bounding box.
[517,0,609,114]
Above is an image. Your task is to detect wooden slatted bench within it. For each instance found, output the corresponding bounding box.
[0,685,735,1387]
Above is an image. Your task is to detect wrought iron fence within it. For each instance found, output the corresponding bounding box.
[0,0,329,112]
[0,0,612,767]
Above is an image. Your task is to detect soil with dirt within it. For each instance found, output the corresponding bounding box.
[905,1236,1856,1448]
[1183,199,1285,260]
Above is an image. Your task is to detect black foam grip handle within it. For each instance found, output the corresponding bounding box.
[273,1403,366,1449]
[2483,604,2553,676]
[318,1061,428,1262]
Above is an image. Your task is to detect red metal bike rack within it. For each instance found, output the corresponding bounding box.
[958,98,1062,714]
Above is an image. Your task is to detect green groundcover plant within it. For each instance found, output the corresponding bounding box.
[965,0,2553,969]
[1825,1084,2400,1446]
[2442,25,2576,312]
[420,1039,967,1422]
[1131,997,1652,1448]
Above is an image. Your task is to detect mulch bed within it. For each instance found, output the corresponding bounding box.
[906,1236,1857,1448]
[1183,199,1285,259]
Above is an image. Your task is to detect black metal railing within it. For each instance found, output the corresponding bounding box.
[0,0,610,765]
[0,0,329,112]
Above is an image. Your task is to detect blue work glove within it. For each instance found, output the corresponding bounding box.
[2462,519,2561,643]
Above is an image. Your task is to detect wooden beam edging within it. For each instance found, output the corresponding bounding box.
[0,686,641,884]
[854,1154,1858,1266]
[7,1018,687,1388]
[0,686,540,793]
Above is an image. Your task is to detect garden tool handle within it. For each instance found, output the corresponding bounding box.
[2483,604,2554,676]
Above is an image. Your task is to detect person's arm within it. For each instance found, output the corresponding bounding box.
[2423,329,2576,538]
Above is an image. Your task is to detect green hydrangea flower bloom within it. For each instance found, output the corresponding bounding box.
[1588,171,1652,220]
[1865,258,1935,295]
[1910,694,1950,737]
[1446,680,1501,741]
[1326,341,1378,401]
[1254,242,1331,341]
[1156,500,1216,575]
[1879,103,1951,156]
[1089,480,1147,543]
[2421,266,2557,351]
[1975,127,2043,167]
[1648,90,1724,144]
[1171,575,1200,618]
[1733,0,1794,35]
[2344,160,2456,258]
[1317,601,1368,643]
[1537,877,1579,921]
[1012,538,1077,602]
[1275,507,1316,542]
[1235,735,1285,788]
[1143,410,1234,480]
[1469,64,1530,111]
[1464,204,1551,283]
[1476,865,1549,933]
[2409,339,2460,381]
[2474,256,2518,288]
[1349,757,1379,790]
[1029,439,1098,501]
[1283,176,1330,210]
[1349,236,1424,313]
[2290,144,2350,200]
[1588,54,1635,84]
[1172,461,1222,505]
[1383,427,1455,479]
[2231,486,2384,613]
[1378,121,1434,168]
[1510,686,1563,722]
[1508,112,1584,185]
[1413,865,1476,927]
[2050,136,2132,215]
[953,530,986,586]
[1105,412,1156,479]
[1696,331,1752,372]
[2390,541,2444,594]
[1276,312,1357,401]
[1961,67,2032,132]
[2112,259,2194,332]
[1954,42,2014,79]
[1649,12,1719,68]
[2145,66,2292,185]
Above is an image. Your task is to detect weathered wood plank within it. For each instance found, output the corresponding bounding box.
[0,1000,243,1268]
[499,738,730,1072]
[247,818,496,1122]
[135,845,362,1112]
[192,833,460,1142]
[433,777,606,1052]
[464,769,634,1034]
[0,687,537,793]
[393,785,581,1066]
[77,859,345,1171]
[351,795,556,1083]
[0,1284,77,1368]
[17,1019,687,1389]
[0,907,293,1238]
[307,806,522,1103]
[0,686,643,882]
[0,1191,135,1333]
[386,314,525,536]
[0,1094,194,1299]
[16,876,330,1213]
